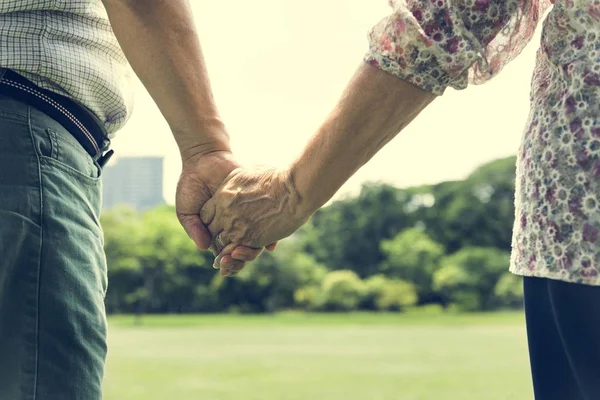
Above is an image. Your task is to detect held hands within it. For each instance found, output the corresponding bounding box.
[200,165,311,276]
[175,150,265,272]
[175,150,309,277]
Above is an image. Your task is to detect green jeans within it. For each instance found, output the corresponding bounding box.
[0,93,108,399]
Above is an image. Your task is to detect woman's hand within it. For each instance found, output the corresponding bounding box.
[200,166,311,276]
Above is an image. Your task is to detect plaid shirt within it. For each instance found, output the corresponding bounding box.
[0,0,133,135]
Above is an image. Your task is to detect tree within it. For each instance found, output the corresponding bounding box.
[135,206,211,315]
[303,157,516,278]
[102,205,213,318]
[419,157,516,254]
[433,247,511,311]
[212,239,328,313]
[100,155,520,316]
[101,206,144,314]
[304,183,414,277]
[380,228,444,303]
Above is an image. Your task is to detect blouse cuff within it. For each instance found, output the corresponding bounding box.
[364,50,457,97]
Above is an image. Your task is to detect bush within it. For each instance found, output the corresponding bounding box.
[433,247,510,311]
[294,286,321,311]
[380,228,444,303]
[209,241,329,313]
[376,279,418,311]
[194,285,221,312]
[364,275,418,311]
[411,304,445,315]
[447,292,481,312]
[362,275,387,310]
[493,273,524,309]
[318,270,365,311]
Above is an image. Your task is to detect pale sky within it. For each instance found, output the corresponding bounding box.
[110,0,542,204]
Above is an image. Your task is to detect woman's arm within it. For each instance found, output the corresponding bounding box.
[206,0,550,274]
[200,63,435,274]
[289,63,435,217]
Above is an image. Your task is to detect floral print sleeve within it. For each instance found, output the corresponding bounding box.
[368,0,600,285]
[365,0,551,95]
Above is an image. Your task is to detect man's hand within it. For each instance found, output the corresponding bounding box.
[103,0,270,265]
[176,150,265,270]
[200,166,311,276]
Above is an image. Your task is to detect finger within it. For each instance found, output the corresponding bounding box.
[177,214,212,250]
[212,241,239,268]
[220,255,246,272]
[207,221,226,257]
[219,254,236,266]
[220,259,246,277]
[210,231,230,258]
[230,246,263,262]
[266,242,278,251]
[213,252,224,269]
[199,196,217,227]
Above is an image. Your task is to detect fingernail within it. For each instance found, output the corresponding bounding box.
[213,254,222,269]
[236,253,247,261]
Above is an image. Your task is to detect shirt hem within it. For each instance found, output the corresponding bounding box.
[510,267,600,287]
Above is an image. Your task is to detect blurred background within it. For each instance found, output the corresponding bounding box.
[101,0,543,399]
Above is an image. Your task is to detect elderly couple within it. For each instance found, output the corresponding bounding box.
[1,0,600,399]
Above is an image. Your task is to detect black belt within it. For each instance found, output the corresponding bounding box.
[0,69,114,167]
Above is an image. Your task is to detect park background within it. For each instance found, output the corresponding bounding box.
[101,0,545,398]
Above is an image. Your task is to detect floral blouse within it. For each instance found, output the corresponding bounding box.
[366,0,600,285]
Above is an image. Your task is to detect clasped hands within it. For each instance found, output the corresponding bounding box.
[175,150,311,277]
[203,165,311,276]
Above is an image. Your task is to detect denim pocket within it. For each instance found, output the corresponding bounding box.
[29,118,101,182]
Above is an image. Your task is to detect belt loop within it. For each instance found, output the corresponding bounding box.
[97,149,114,169]
[0,68,6,81]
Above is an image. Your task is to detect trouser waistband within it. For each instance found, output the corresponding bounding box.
[0,68,114,167]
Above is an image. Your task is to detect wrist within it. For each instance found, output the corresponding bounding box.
[174,118,232,163]
[285,123,361,216]
[179,149,240,200]
[283,161,324,219]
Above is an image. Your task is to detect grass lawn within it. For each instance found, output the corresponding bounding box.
[103,311,533,400]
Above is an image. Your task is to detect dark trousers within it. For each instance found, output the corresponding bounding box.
[524,276,600,400]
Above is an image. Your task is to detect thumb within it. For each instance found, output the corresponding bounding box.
[177,213,212,250]
[200,195,217,227]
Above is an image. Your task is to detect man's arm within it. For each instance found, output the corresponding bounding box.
[101,0,228,160]
[101,0,263,262]
[202,63,436,274]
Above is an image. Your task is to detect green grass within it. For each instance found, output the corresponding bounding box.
[103,311,533,400]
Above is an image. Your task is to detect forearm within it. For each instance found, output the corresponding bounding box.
[288,63,436,215]
[102,0,228,161]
